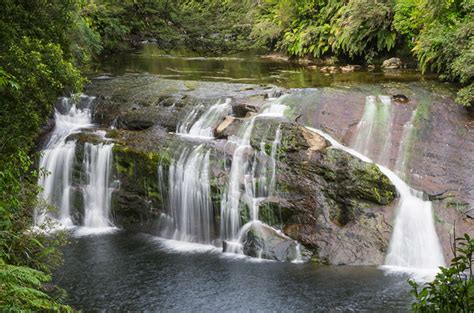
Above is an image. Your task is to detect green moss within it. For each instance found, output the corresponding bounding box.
[311,255,330,265]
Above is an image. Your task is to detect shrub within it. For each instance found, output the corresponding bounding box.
[409,234,474,312]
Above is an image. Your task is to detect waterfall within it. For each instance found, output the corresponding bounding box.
[395,109,417,180]
[36,96,93,226]
[82,143,115,228]
[159,95,302,261]
[177,98,231,138]
[351,95,393,166]
[159,145,215,244]
[220,97,294,254]
[35,95,116,234]
[307,127,445,277]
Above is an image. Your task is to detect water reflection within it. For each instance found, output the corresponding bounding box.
[90,45,431,88]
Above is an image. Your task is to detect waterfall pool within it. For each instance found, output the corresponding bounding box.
[54,231,412,312]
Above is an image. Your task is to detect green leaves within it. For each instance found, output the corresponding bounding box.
[409,234,474,312]
[252,0,473,106]
[0,264,73,312]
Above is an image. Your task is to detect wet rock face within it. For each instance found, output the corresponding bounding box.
[285,82,474,261]
[246,119,395,264]
[86,74,269,130]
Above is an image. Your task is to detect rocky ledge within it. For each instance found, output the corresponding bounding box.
[72,74,398,264]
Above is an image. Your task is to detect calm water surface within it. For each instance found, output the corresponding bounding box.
[55,232,412,312]
[91,45,433,88]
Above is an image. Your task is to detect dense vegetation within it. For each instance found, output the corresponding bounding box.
[0,1,95,310]
[410,234,473,312]
[250,0,473,106]
[83,0,257,53]
[0,0,472,311]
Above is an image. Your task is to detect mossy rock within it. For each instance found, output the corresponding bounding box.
[320,148,396,205]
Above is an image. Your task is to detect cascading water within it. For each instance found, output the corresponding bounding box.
[220,97,301,258]
[159,95,302,261]
[177,98,231,138]
[308,127,445,277]
[35,95,116,233]
[351,95,393,166]
[159,145,215,244]
[36,96,93,226]
[82,142,115,228]
[395,110,417,180]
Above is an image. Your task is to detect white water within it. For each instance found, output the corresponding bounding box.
[35,96,117,234]
[177,98,231,138]
[82,143,115,228]
[220,96,302,261]
[307,127,445,277]
[395,109,417,180]
[36,96,94,226]
[159,145,215,244]
[351,95,393,166]
[221,98,286,242]
[160,95,302,261]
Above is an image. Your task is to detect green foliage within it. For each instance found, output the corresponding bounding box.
[409,234,474,312]
[0,262,73,312]
[252,0,397,61]
[411,0,473,106]
[332,0,397,62]
[0,1,99,311]
[0,37,83,157]
[251,0,473,106]
[85,0,256,53]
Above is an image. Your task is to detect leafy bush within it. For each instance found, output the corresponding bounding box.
[332,0,397,62]
[409,234,474,312]
[412,0,473,107]
[0,262,72,312]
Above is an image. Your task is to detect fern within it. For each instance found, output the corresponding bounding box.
[0,264,73,312]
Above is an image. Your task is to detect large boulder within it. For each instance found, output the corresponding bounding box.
[247,118,396,264]
[242,222,309,262]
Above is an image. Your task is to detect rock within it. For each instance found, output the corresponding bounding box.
[214,116,236,138]
[320,66,339,74]
[392,94,409,104]
[368,64,375,71]
[260,54,290,62]
[117,113,155,130]
[66,131,108,145]
[242,223,310,262]
[382,58,402,69]
[232,102,258,118]
[250,118,327,153]
[340,65,361,73]
[301,127,327,152]
[111,144,170,231]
